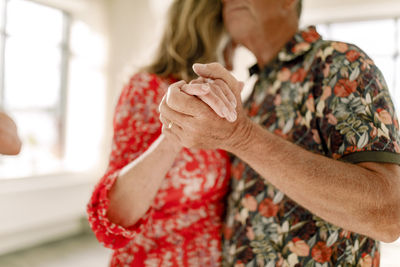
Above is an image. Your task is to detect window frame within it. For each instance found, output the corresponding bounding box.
[0,0,71,176]
[0,0,6,106]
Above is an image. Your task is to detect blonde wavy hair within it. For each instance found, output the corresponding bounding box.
[143,0,224,81]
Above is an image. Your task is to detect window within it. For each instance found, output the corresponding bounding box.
[0,0,70,179]
[316,19,400,114]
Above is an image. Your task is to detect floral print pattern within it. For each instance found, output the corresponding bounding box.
[87,73,230,266]
[222,26,400,267]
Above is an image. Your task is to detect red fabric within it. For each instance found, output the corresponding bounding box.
[87,73,230,266]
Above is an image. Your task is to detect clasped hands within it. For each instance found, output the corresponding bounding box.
[159,62,251,151]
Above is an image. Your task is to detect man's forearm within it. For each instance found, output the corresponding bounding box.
[228,119,400,242]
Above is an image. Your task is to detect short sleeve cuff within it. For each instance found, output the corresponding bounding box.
[339,151,400,165]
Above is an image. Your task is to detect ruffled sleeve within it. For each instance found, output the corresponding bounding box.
[87,73,164,249]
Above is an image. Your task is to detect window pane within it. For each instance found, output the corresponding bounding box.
[6,0,63,45]
[0,111,61,179]
[0,0,4,106]
[0,1,67,179]
[372,56,395,94]
[316,24,329,39]
[329,19,396,56]
[4,37,61,109]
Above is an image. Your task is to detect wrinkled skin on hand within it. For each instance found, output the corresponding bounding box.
[159,63,251,151]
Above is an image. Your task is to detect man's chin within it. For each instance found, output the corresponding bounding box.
[225,21,256,43]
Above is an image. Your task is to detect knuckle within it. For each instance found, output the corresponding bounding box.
[184,84,198,94]
[213,78,224,87]
[216,80,231,93]
[179,85,189,94]
[207,91,223,105]
[159,114,166,124]
[209,62,222,70]
[165,93,176,108]
[208,82,220,94]
[158,98,165,112]
[159,102,167,114]
[214,63,226,73]
[172,80,185,88]
[190,77,203,84]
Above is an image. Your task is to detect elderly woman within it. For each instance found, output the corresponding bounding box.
[86,0,237,266]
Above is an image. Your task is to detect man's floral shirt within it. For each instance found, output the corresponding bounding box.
[222,26,400,267]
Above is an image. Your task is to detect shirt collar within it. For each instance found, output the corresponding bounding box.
[278,25,322,62]
[248,64,260,76]
[248,26,322,76]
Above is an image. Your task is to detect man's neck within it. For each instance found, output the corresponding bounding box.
[252,22,299,68]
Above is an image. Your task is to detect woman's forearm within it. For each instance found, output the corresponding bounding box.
[107,134,181,228]
[0,112,21,155]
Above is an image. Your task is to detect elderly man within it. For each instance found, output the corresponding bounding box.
[0,111,21,155]
[159,0,400,265]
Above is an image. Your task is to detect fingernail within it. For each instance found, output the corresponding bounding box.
[193,63,206,71]
[230,110,237,122]
[231,99,237,108]
[222,106,230,118]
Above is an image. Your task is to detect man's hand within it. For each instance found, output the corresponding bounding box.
[186,77,238,121]
[180,77,237,122]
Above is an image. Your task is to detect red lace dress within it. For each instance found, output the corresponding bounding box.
[87,73,230,267]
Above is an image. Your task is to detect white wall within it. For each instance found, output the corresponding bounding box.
[106,0,172,139]
[303,0,400,24]
[106,0,155,151]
